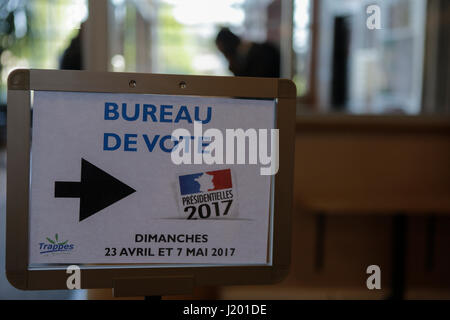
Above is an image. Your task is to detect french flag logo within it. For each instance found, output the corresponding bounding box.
[179,169,232,195]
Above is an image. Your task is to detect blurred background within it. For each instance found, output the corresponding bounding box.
[0,0,449,299]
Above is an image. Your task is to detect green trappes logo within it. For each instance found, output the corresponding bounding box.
[39,233,74,255]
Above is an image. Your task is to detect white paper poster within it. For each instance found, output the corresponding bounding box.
[29,91,275,265]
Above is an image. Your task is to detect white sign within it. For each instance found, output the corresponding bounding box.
[29,91,275,265]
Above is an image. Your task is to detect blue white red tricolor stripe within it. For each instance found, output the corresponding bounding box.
[179,169,232,195]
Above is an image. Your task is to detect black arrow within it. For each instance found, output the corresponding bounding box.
[55,158,136,222]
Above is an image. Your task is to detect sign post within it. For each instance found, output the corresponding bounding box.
[6,69,296,297]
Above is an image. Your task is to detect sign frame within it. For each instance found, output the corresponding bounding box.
[6,69,296,296]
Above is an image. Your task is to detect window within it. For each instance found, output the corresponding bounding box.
[293,0,313,97]
[316,0,427,114]
[0,0,88,103]
[108,0,285,76]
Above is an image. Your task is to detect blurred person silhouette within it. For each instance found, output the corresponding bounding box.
[60,23,85,70]
[215,27,280,78]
